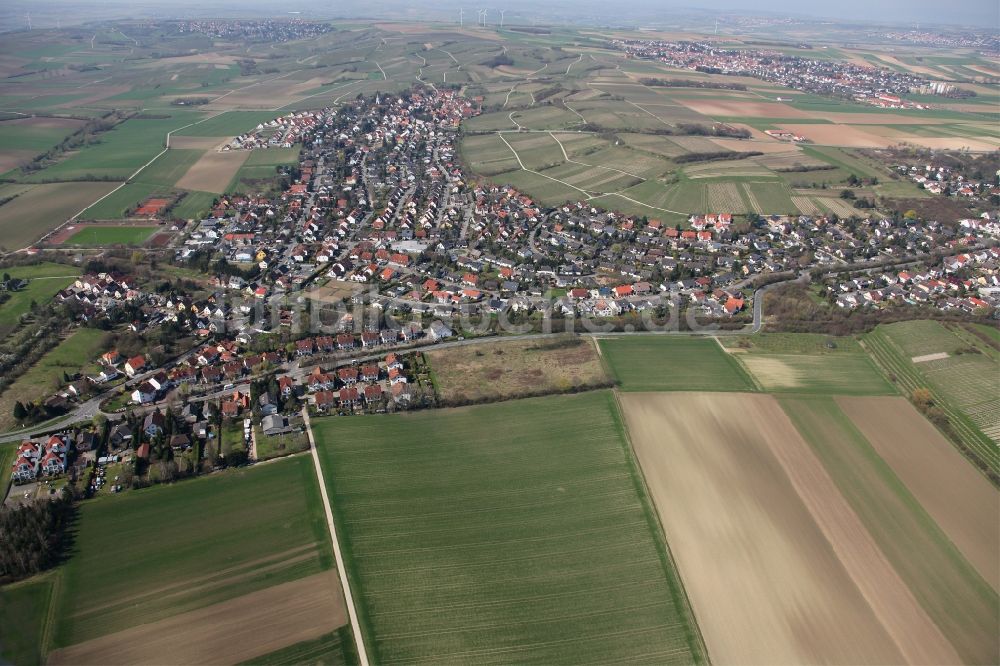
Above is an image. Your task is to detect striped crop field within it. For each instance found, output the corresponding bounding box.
[863,323,999,477]
[312,391,706,665]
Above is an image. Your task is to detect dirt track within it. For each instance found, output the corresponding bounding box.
[48,570,347,665]
[839,396,1000,591]
[620,392,958,664]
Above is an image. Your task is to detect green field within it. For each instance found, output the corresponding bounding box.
[737,352,896,395]
[20,113,203,182]
[779,396,998,665]
[80,181,172,219]
[50,456,333,649]
[599,336,755,392]
[0,577,54,666]
[64,225,156,246]
[313,391,707,665]
[721,332,863,354]
[246,146,302,166]
[242,627,358,666]
[0,262,80,335]
[175,111,282,137]
[171,190,218,220]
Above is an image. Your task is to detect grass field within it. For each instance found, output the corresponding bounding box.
[736,352,896,395]
[780,396,998,665]
[0,577,54,666]
[63,225,157,246]
[313,391,707,665]
[171,190,217,219]
[50,456,334,650]
[599,337,754,392]
[20,113,202,182]
[427,336,609,402]
[0,327,108,431]
[174,111,280,137]
[0,262,80,336]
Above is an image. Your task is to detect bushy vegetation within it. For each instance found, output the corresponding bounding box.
[0,495,75,583]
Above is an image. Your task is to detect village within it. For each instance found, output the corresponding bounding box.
[613,38,932,108]
[5,86,1000,502]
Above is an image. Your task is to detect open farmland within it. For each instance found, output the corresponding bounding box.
[18,113,203,182]
[46,457,342,661]
[620,391,960,664]
[780,396,998,665]
[599,337,754,392]
[0,182,121,250]
[175,148,251,193]
[0,578,53,666]
[313,391,707,665]
[427,336,609,403]
[865,321,1000,474]
[838,396,999,590]
[735,352,895,395]
[63,224,158,246]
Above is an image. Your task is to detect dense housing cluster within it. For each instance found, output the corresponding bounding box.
[613,39,929,108]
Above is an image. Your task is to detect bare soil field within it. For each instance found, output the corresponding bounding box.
[139,52,239,67]
[208,77,329,110]
[169,136,231,150]
[176,149,250,193]
[708,137,796,153]
[428,335,609,403]
[54,85,131,109]
[782,124,895,148]
[0,149,36,172]
[48,570,347,666]
[838,396,999,591]
[0,182,119,250]
[901,136,999,151]
[621,391,958,665]
[305,280,363,304]
[676,99,812,118]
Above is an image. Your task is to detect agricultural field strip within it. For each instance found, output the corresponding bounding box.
[780,396,997,664]
[621,392,909,664]
[774,399,960,664]
[302,408,371,666]
[314,392,704,664]
[880,321,1000,442]
[42,112,225,250]
[862,330,998,477]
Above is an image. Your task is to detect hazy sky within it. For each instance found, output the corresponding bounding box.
[6,0,999,29]
[669,0,1000,27]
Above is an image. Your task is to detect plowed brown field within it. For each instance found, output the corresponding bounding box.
[838,396,999,590]
[48,570,347,665]
[620,392,961,665]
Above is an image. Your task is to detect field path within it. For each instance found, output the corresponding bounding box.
[303,406,371,666]
[766,409,961,664]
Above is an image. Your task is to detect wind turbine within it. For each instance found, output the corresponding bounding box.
[25,13,32,30]
[459,7,464,26]
[479,9,487,27]
[498,9,505,29]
